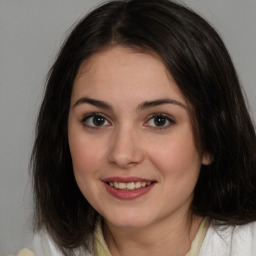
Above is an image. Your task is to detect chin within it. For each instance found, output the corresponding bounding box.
[104,209,155,230]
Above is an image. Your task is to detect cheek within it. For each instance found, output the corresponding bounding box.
[148,131,201,179]
[68,129,105,178]
[68,132,106,203]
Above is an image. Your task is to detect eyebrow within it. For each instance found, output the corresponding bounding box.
[73,97,112,110]
[72,97,187,110]
[137,98,187,111]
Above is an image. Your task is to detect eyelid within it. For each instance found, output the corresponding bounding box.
[80,112,175,129]
[81,112,111,128]
[145,113,175,129]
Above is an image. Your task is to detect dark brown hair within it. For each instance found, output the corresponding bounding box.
[32,0,256,254]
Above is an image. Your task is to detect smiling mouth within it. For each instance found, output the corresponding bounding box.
[106,181,154,190]
[103,178,156,199]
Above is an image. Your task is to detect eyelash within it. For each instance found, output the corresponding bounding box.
[81,113,111,128]
[81,113,175,129]
[145,113,175,129]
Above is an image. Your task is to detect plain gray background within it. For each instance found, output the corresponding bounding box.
[0,0,255,254]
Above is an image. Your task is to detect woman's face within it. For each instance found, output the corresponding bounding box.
[68,46,209,229]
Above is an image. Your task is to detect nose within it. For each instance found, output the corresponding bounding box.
[108,126,144,169]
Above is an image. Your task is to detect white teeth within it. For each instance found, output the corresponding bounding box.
[127,182,135,190]
[118,182,126,189]
[135,182,141,188]
[108,181,152,190]
[114,182,119,189]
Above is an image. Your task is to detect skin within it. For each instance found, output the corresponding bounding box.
[68,46,210,256]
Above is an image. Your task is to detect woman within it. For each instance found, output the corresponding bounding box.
[14,0,256,255]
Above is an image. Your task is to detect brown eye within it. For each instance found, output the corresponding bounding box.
[92,115,105,126]
[153,116,167,126]
[147,114,174,128]
[83,114,110,127]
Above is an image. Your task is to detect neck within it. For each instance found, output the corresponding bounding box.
[104,213,203,256]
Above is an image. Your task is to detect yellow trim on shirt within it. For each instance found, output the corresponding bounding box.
[94,218,210,256]
[185,218,210,256]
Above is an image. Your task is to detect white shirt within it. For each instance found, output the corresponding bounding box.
[11,220,256,256]
[199,220,256,256]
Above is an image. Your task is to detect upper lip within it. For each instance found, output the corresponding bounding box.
[102,176,155,183]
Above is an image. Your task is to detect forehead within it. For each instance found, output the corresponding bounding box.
[75,46,169,83]
[72,46,187,106]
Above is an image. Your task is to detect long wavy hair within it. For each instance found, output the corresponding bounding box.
[31,0,256,254]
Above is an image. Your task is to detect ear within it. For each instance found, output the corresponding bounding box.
[201,152,213,165]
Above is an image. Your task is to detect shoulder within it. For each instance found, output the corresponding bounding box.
[31,231,62,256]
[6,248,35,256]
[13,231,93,256]
[199,220,256,256]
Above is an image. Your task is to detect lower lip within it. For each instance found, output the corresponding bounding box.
[103,182,155,200]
